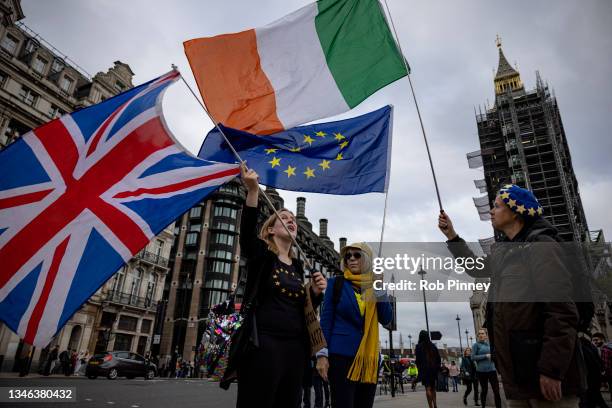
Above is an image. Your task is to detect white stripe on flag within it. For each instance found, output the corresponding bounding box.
[255,2,348,129]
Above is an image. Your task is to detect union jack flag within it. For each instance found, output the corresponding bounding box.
[0,70,240,347]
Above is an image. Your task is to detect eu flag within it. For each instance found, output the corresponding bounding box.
[198,105,393,195]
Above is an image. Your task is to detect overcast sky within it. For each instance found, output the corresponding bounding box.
[21,0,612,350]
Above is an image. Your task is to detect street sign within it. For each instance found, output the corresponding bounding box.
[431,331,442,341]
[153,334,160,344]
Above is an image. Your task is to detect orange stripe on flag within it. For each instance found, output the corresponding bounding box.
[184,30,284,135]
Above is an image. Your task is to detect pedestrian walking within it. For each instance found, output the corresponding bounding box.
[438,362,450,392]
[222,164,327,408]
[415,330,442,408]
[58,349,71,376]
[450,361,460,392]
[316,242,392,408]
[461,347,480,406]
[43,345,59,376]
[440,184,586,407]
[472,330,502,408]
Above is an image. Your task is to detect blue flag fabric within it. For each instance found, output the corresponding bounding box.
[198,105,393,195]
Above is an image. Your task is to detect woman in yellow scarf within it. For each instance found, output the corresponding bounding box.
[316,242,392,408]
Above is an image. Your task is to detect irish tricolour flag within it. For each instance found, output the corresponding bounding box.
[184,0,408,135]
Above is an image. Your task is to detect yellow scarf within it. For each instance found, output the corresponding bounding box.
[343,268,379,384]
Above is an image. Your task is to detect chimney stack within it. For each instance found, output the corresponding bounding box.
[319,219,328,239]
[296,197,306,219]
[339,237,347,251]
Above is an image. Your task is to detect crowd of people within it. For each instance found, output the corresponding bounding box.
[38,345,90,376]
[208,166,605,408]
[11,165,610,408]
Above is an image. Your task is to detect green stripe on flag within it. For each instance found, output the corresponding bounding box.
[315,0,408,108]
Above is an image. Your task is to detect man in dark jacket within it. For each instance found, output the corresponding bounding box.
[438,184,583,406]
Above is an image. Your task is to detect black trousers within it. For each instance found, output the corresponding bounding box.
[477,371,501,408]
[329,354,376,408]
[237,334,306,408]
[464,377,480,403]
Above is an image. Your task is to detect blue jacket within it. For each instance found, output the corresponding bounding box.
[320,276,392,357]
[472,341,496,373]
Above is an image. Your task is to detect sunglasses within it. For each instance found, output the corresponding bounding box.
[344,251,362,261]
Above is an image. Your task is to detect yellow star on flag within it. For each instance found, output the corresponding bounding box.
[339,140,349,149]
[537,207,543,215]
[289,146,301,152]
[500,192,510,199]
[315,131,326,137]
[334,132,346,141]
[528,208,536,216]
[318,159,331,170]
[516,204,526,214]
[284,165,296,177]
[303,167,315,179]
[335,153,343,161]
[268,157,281,168]
[508,199,517,208]
[264,148,278,154]
[303,135,315,146]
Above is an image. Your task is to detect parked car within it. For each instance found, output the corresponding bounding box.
[86,351,156,380]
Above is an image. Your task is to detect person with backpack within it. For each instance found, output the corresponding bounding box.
[224,164,327,408]
[316,242,392,408]
[439,184,585,407]
[415,330,442,408]
[461,347,480,406]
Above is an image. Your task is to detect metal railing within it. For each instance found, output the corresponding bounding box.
[134,250,169,268]
[106,290,158,310]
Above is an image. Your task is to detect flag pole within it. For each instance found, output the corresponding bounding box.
[380,1,444,212]
[174,66,316,271]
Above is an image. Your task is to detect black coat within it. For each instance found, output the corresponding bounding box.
[415,342,441,386]
[447,217,582,399]
[221,205,322,389]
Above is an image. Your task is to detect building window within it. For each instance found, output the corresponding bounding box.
[48,104,64,119]
[210,260,232,275]
[189,206,202,218]
[213,205,237,219]
[189,223,201,232]
[117,315,138,332]
[209,249,233,260]
[154,239,164,256]
[204,279,229,290]
[59,76,74,93]
[185,232,198,246]
[0,71,7,87]
[24,39,39,54]
[112,266,126,293]
[203,290,227,309]
[140,319,152,334]
[18,86,38,106]
[212,232,234,246]
[32,56,48,74]
[113,333,133,351]
[115,80,126,92]
[51,58,64,74]
[0,33,19,55]
[212,219,235,232]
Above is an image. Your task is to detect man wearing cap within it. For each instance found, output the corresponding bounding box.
[438,184,583,407]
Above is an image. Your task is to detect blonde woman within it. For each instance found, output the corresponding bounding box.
[317,242,392,408]
[224,164,327,408]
